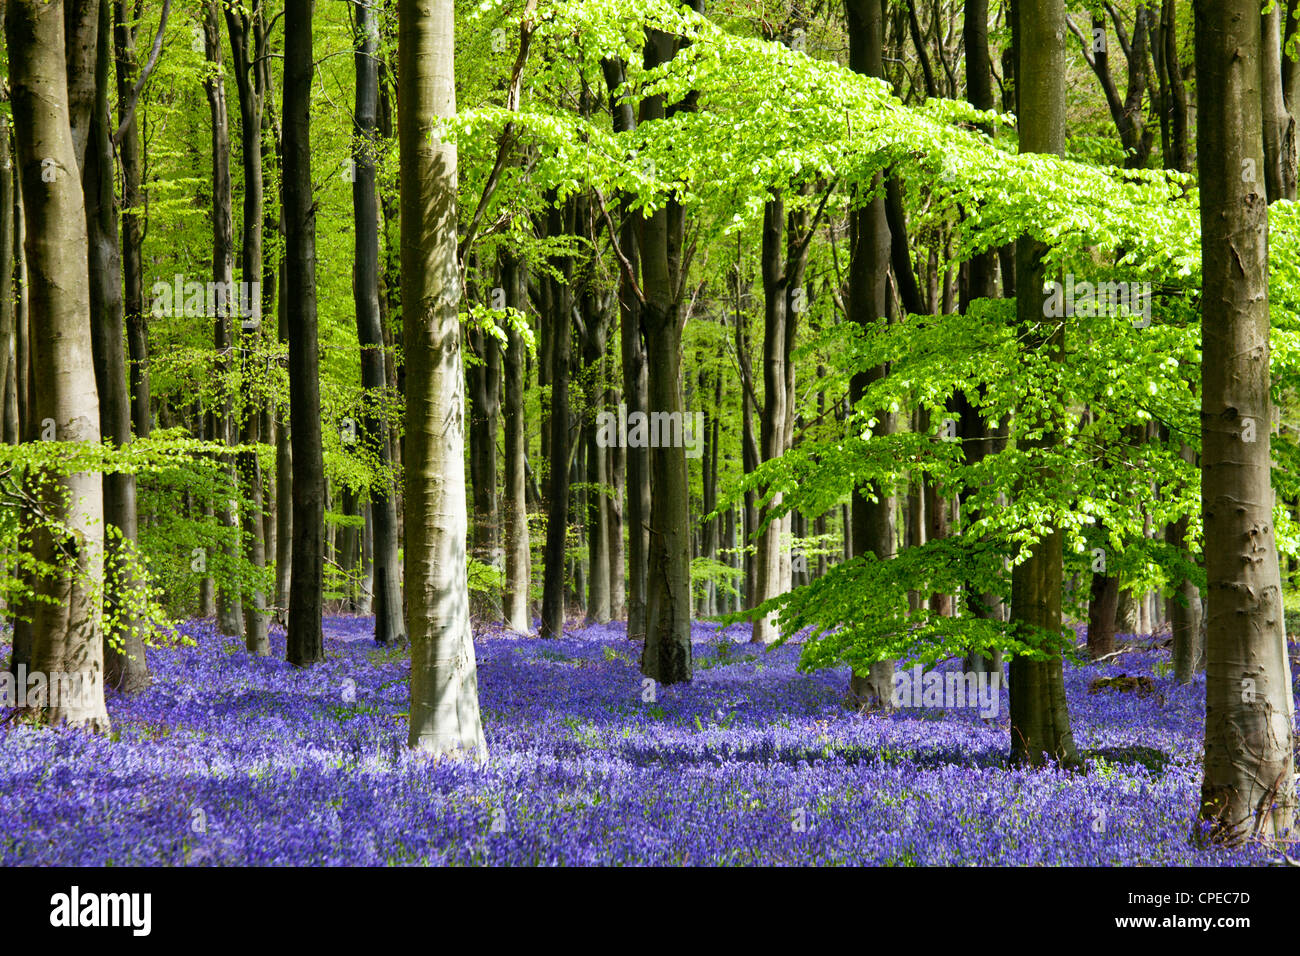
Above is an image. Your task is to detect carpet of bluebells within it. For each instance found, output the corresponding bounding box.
[1,616,1297,865]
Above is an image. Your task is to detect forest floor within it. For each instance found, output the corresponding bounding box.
[0,617,1294,865]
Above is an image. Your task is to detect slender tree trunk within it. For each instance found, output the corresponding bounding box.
[227,0,270,655]
[601,57,648,639]
[608,404,625,619]
[580,271,611,625]
[8,0,110,729]
[845,0,896,709]
[752,195,788,645]
[112,0,150,440]
[501,248,531,633]
[275,257,292,626]
[399,0,486,756]
[284,0,323,664]
[353,0,403,645]
[0,119,11,434]
[83,0,148,690]
[467,278,501,620]
[1169,441,1201,682]
[1262,2,1297,202]
[1195,0,1297,843]
[204,1,244,639]
[1008,0,1080,770]
[737,275,758,611]
[540,196,573,640]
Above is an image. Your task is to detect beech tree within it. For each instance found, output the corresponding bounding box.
[1194,0,1297,843]
[352,0,404,647]
[399,0,486,756]
[1006,0,1079,770]
[284,0,324,665]
[843,0,897,707]
[7,0,111,729]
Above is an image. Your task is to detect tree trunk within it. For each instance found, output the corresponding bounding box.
[353,0,404,646]
[501,249,531,633]
[284,0,324,664]
[1008,0,1080,770]
[845,0,896,709]
[1194,0,1297,843]
[639,297,693,683]
[580,271,611,625]
[399,0,487,756]
[8,0,110,729]
[540,196,573,640]
[601,57,649,639]
[1087,553,1120,659]
[275,258,292,626]
[1169,443,1201,682]
[635,19,696,685]
[203,1,244,639]
[83,0,148,690]
[227,0,270,655]
[112,0,150,439]
[1262,2,1297,202]
[467,275,501,620]
[752,195,788,645]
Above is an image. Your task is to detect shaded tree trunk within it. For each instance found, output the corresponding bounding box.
[540,196,573,640]
[83,0,148,690]
[203,1,243,639]
[1008,0,1080,770]
[636,16,697,685]
[353,0,402,646]
[845,0,896,709]
[284,0,323,664]
[467,271,501,620]
[601,57,649,639]
[112,0,150,439]
[1262,2,1297,202]
[227,0,270,655]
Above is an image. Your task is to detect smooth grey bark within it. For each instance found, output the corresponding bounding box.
[501,248,531,633]
[8,0,111,728]
[1194,0,1297,843]
[399,0,486,756]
